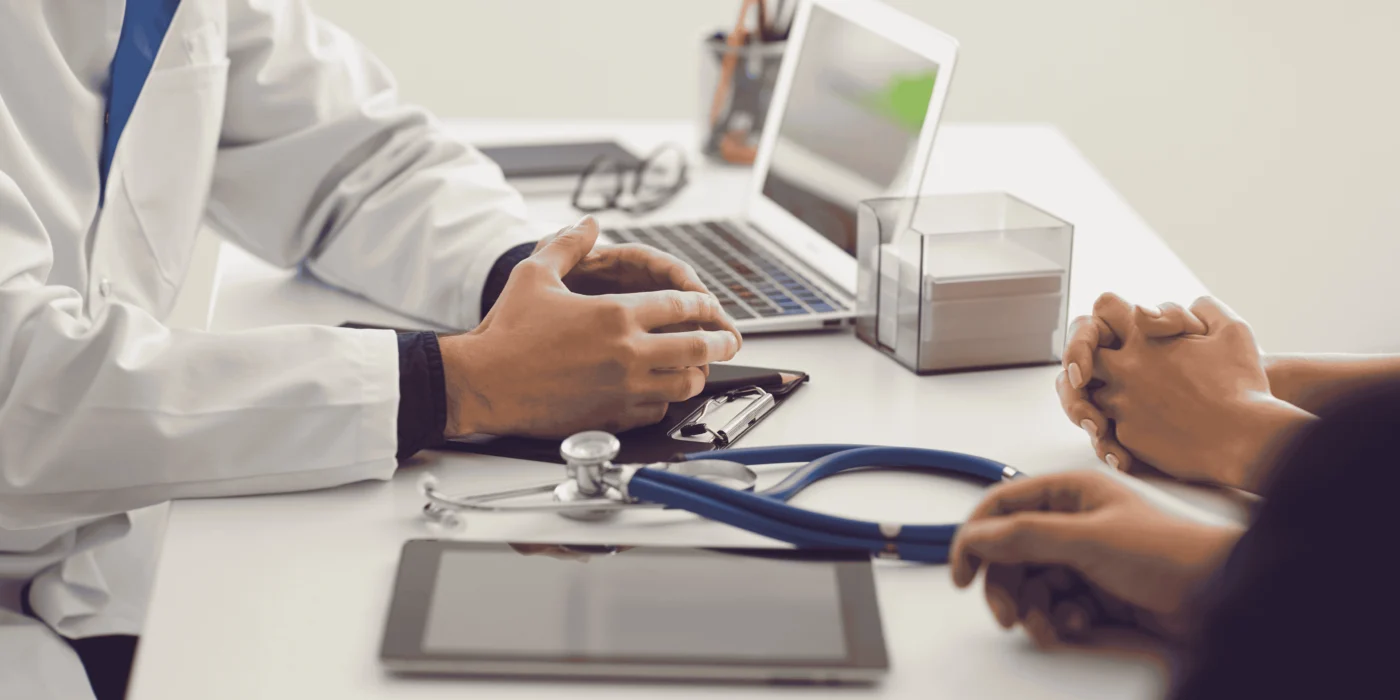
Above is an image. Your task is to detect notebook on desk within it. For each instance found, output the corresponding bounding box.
[480,141,640,195]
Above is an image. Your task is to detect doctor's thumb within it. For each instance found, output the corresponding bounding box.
[533,215,600,278]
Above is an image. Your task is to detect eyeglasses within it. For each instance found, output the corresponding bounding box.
[571,144,689,216]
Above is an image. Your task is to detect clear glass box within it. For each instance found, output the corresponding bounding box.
[855,193,1074,374]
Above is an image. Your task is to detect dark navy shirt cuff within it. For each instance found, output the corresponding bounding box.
[480,242,536,318]
[396,331,447,459]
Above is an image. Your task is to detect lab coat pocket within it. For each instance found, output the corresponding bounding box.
[119,59,229,288]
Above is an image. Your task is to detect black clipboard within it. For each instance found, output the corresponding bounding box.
[442,363,808,464]
[339,323,809,464]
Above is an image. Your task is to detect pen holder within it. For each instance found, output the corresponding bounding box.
[855,193,1074,374]
[700,34,786,165]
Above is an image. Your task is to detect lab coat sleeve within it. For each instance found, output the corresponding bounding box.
[0,169,400,531]
[206,0,541,331]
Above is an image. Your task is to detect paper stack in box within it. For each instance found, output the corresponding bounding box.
[877,237,1065,371]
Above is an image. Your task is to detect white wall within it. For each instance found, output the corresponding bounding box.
[310,0,1400,353]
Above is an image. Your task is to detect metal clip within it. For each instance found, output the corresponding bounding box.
[668,385,777,446]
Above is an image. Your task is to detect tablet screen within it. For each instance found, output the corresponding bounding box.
[423,549,845,659]
[381,541,888,682]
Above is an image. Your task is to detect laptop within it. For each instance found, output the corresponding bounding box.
[603,0,959,333]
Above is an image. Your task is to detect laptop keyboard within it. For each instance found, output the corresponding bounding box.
[607,221,848,321]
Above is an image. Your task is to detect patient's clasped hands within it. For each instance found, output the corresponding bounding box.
[1057,294,1315,492]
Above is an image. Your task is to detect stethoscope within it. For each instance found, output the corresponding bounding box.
[421,431,1023,564]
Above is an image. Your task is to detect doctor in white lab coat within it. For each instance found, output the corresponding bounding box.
[0,1,740,698]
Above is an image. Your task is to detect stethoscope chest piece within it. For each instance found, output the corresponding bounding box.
[551,480,626,521]
[556,431,629,521]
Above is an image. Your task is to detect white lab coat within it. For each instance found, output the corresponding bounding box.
[0,1,539,696]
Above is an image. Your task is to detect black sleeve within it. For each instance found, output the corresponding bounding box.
[395,331,447,459]
[1168,382,1400,699]
[480,242,536,318]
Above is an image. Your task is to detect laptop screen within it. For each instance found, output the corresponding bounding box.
[760,5,941,256]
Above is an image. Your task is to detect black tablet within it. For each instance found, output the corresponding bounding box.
[380,540,888,684]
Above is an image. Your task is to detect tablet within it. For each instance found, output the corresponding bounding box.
[380,540,888,684]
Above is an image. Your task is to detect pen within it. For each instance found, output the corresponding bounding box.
[756,0,769,41]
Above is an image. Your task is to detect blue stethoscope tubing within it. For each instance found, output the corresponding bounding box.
[624,445,1013,564]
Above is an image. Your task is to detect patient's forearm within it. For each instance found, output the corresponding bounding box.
[1264,354,1400,414]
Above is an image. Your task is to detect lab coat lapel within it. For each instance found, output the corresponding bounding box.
[97,0,229,318]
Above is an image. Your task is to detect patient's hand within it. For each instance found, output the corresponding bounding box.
[1058,294,1314,491]
[1059,294,1206,472]
[951,470,1242,649]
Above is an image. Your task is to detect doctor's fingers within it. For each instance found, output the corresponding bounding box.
[1057,370,1111,443]
[617,289,736,333]
[638,330,740,370]
[531,215,602,278]
[609,402,672,432]
[606,243,712,296]
[636,367,709,403]
[1134,302,1207,338]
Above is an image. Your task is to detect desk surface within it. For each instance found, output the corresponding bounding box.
[128,120,1227,700]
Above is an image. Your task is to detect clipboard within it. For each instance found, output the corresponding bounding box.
[443,363,809,464]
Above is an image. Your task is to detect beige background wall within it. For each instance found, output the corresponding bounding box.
[309,0,1400,353]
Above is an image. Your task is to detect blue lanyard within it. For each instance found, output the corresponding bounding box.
[100,0,182,203]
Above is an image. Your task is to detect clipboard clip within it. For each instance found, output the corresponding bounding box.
[668,385,777,447]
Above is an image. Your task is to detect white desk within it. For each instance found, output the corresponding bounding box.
[127,120,1230,700]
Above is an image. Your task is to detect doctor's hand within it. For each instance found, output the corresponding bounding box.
[534,218,740,369]
[439,217,741,438]
[1061,294,1314,491]
[534,226,703,297]
[951,470,1241,649]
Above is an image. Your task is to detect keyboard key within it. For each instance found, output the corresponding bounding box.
[614,220,846,321]
[721,302,755,320]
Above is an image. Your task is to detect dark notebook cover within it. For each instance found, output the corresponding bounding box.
[480,141,640,179]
